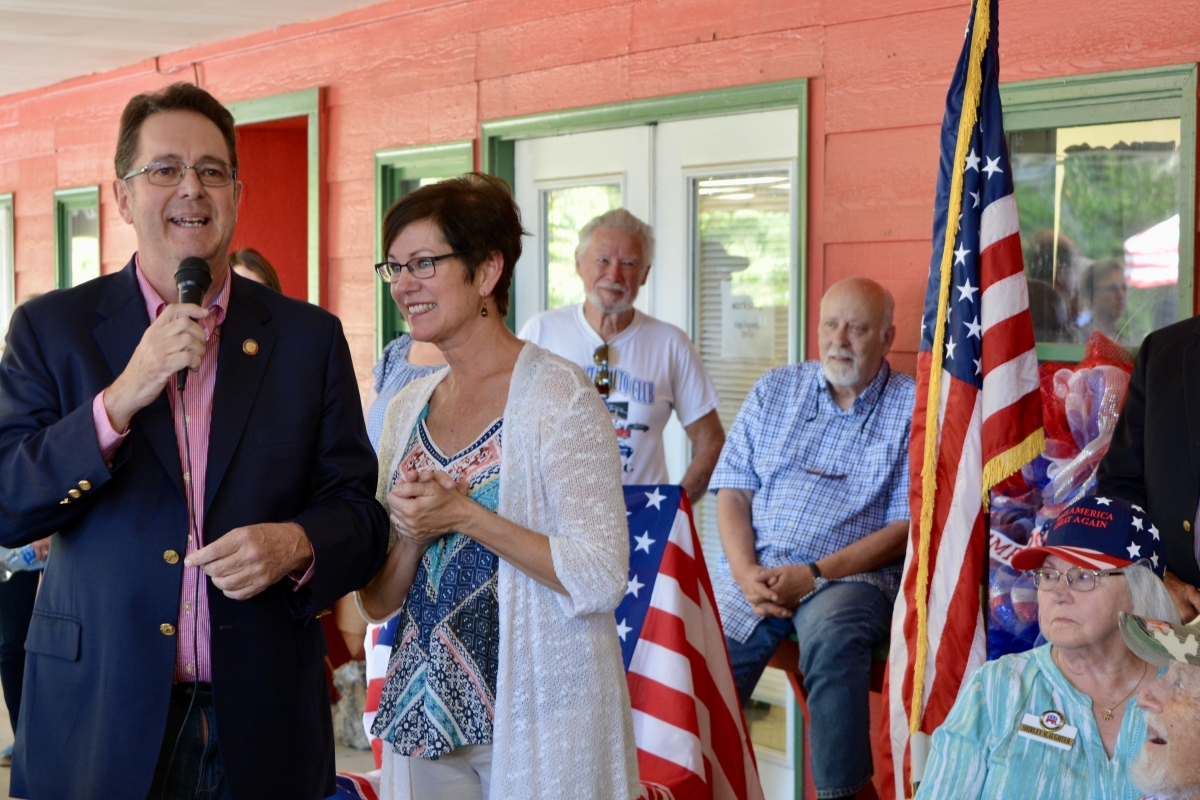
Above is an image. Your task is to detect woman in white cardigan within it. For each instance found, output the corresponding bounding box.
[358,173,639,800]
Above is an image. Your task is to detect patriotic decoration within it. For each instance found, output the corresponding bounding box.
[620,485,763,800]
[882,0,1043,797]
[344,485,761,800]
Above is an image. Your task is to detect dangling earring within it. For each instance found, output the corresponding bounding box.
[481,303,488,317]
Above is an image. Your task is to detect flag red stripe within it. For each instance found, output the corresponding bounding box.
[628,673,700,734]
[979,231,1024,290]
[636,606,752,797]
[921,508,987,731]
[656,541,703,607]
[900,374,977,730]
[982,390,1041,461]
[638,750,714,799]
[980,313,1035,375]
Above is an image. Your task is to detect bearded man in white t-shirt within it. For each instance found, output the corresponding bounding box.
[519,209,724,502]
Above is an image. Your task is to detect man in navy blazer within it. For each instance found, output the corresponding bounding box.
[0,83,388,798]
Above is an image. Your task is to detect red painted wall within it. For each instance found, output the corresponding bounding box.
[1,0,1198,391]
[230,117,308,300]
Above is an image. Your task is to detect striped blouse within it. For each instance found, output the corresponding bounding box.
[916,644,1160,800]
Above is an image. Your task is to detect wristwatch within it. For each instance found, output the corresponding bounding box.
[807,562,829,592]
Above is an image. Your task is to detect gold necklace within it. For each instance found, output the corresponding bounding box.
[1095,661,1148,721]
[1051,647,1149,721]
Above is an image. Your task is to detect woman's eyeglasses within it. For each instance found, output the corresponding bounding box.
[1031,566,1125,592]
[375,253,462,283]
[593,343,611,398]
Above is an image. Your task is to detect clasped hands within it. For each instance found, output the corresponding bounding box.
[386,467,473,549]
[735,563,817,619]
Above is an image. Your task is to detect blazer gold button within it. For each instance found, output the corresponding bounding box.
[242,339,259,356]
[59,498,71,505]
[78,480,92,491]
[1186,520,1193,532]
[160,623,176,636]
[163,550,180,565]
[68,489,82,499]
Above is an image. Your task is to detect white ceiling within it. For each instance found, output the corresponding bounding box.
[0,0,385,98]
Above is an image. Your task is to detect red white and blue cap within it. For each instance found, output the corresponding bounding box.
[1010,495,1165,578]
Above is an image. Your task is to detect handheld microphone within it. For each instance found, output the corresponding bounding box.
[174,257,212,392]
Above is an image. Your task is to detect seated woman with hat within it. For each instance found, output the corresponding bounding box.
[917,495,1179,799]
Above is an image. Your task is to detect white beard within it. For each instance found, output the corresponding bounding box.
[586,282,634,315]
[822,348,861,387]
[1133,711,1200,800]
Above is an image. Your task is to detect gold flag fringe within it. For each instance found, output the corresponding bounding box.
[981,427,1045,509]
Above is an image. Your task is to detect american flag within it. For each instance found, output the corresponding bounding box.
[349,486,761,800]
[881,0,1043,797]
[620,485,763,800]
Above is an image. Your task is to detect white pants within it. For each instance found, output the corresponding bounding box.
[384,744,494,800]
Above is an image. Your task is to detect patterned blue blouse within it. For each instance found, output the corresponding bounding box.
[370,406,504,759]
[366,335,446,451]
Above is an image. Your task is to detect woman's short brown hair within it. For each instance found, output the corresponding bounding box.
[381,173,526,317]
[229,248,282,293]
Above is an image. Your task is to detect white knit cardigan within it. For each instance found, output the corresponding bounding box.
[363,342,640,800]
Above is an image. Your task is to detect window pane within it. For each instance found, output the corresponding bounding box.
[694,171,792,566]
[68,205,99,286]
[1009,119,1181,348]
[543,184,621,310]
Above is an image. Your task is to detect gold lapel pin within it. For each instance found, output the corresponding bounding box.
[242,339,259,356]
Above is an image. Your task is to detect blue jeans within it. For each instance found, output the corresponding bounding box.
[0,569,39,729]
[726,582,892,799]
[146,684,232,800]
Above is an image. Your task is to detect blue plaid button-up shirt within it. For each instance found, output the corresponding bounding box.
[710,359,915,643]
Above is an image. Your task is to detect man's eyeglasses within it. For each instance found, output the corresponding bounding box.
[1031,566,1125,592]
[122,158,236,187]
[375,253,462,283]
[593,343,611,398]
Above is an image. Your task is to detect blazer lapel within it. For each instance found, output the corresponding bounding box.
[92,259,186,501]
[1186,330,1200,486]
[204,279,274,514]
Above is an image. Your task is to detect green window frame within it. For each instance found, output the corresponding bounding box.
[1001,64,1198,362]
[53,186,100,290]
[479,80,809,358]
[225,87,324,306]
[0,193,13,340]
[373,141,474,356]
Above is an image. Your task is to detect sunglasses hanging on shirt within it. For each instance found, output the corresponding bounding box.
[593,343,611,398]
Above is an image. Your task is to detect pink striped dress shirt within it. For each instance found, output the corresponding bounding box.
[91,261,313,684]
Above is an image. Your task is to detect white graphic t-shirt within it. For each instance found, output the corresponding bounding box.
[520,304,720,484]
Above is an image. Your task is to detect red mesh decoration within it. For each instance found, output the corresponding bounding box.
[1039,361,1075,458]
[1037,332,1134,460]
[1076,331,1135,373]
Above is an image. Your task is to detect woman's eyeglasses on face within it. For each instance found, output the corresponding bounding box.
[1031,566,1125,592]
[375,253,462,283]
[593,343,611,398]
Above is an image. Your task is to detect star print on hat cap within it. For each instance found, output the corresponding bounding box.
[1010,495,1165,578]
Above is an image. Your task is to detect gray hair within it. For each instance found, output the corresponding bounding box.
[575,208,656,266]
[1125,562,1181,624]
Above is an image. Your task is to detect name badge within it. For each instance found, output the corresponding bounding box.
[1017,711,1077,750]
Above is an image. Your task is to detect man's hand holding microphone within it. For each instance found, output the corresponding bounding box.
[101,257,313,599]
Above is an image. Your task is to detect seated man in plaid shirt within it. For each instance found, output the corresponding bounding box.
[710,277,914,800]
